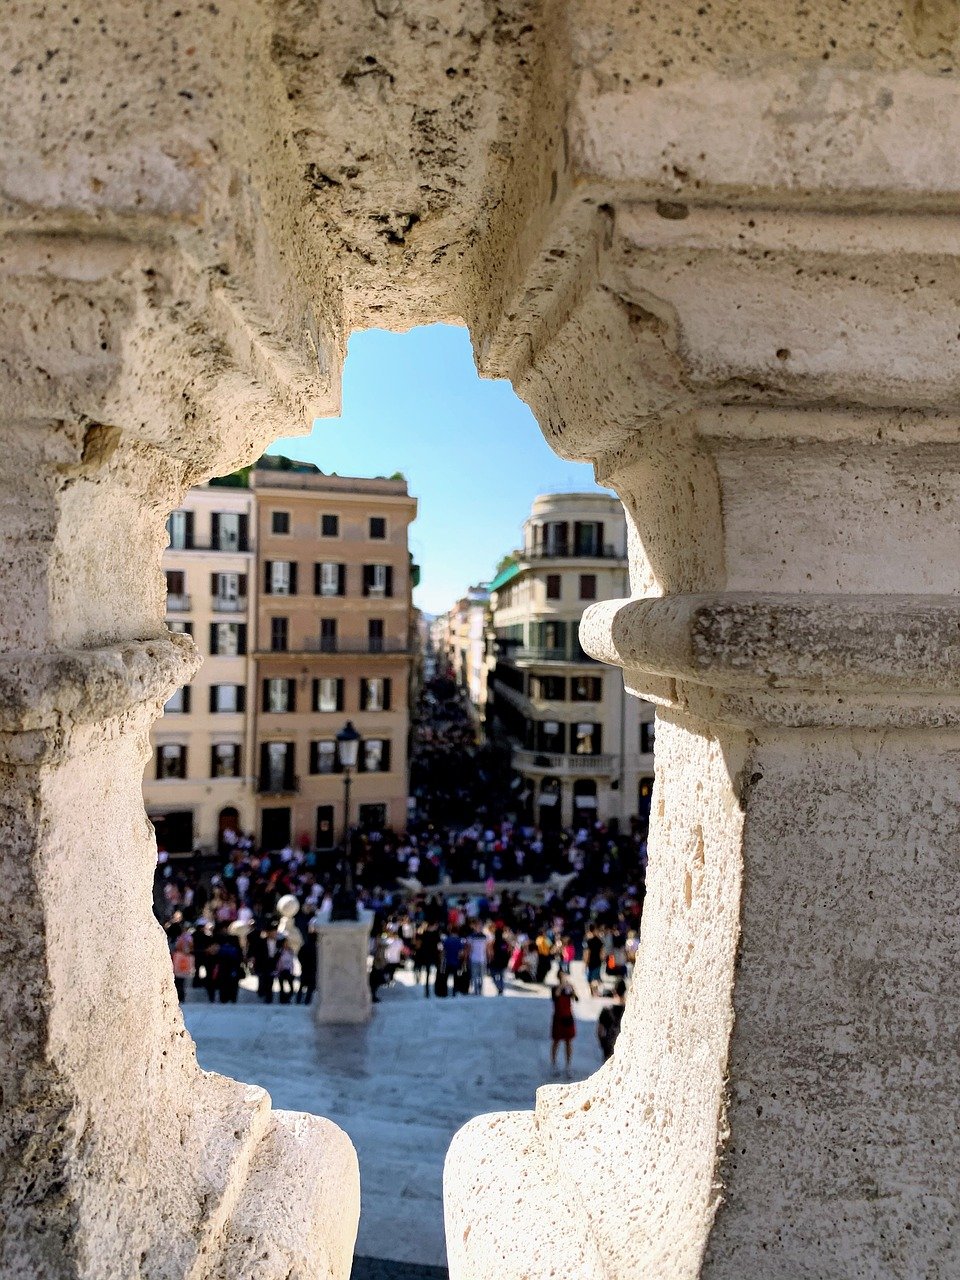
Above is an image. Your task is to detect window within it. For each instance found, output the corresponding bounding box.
[167,620,193,637]
[536,721,565,753]
[270,617,288,652]
[271,510,290,535]
[542,620,567,653]
[359,738,391,773]
[579,573,597,600]
[263,678,295,713]
[321,513,339,537]
[369,516,386,539]
[211,743,241,778]
[260,741,295,793]
[360,677,391,712]
[546,574,561,600]
[315,561,345,597]
[313,677,344,713]
[167,510,193,550]
[209,684,245,713]
[164,686,190,714]
[571,675,602,702]
[211,571,246,609]
[574,521,604,557]
[362,564,393,598]
[544,521,569,557]
[264,560,296,595]
[640,721,656,755]
[319,618,337,653]
[156,743,187,779]
[358,803,387,830]
[209,622,246,656]
[532,675,565,701]
[211,511,247,553]
[575,722,602,755]
[165,570,185,595]
[309,740,339,775]
[368,618,384,653]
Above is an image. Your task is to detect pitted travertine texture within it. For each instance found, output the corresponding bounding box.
[5,1,960,1276]
[704,730,960,1279]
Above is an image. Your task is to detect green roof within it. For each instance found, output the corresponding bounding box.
[487,562,521,593]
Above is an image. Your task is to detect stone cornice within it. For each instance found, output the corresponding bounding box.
[0,635,199,735]
[583,593,960,726]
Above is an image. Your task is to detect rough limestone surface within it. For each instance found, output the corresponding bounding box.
[2,1,960,1276]
[313,921,374,1026]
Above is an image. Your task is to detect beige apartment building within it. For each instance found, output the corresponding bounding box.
[487,493,655,830]
[252,468,417,850]
[143,484,256,852]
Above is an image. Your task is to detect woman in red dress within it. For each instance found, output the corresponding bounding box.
[550,972,579,1077]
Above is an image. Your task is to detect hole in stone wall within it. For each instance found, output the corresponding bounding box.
[150,323,655,1276]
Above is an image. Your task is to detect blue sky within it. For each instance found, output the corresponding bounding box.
[267,324,608,615]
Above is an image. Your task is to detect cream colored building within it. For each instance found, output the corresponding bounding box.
[487,493,654,829]
[143,484,256,852]
[443,585,490,718]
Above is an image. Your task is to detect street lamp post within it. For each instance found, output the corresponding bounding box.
[330,720,360,921]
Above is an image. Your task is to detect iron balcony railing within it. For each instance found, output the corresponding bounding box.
[257,774,300,795]
[211,596,248,612]
[166,593,191,612]
[525,543,621,560]
[299,637,410,655]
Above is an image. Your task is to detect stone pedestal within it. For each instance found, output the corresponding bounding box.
[313,920,373,1026]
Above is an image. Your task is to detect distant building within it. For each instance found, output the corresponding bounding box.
[143,461,418,853]
[443,585,490,717]
[251,467,417,850]
[486,493,655,829]
[143,484,256,853]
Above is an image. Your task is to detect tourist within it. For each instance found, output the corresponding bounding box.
[597,979,627,1061]
[550,971,579,1078]
[440,928,464,998]
[584,926,605,996]
[467,923,487,996]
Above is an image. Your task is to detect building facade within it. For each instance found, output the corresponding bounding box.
[487,493,654,829]
[143,466,417,852]
[442,585,490,718]
[143,484,256,852]
[251,468,417,850]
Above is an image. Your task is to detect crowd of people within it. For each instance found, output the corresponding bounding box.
[155,670,649,1069]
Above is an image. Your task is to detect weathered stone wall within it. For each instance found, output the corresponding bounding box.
[2,0,959,1275]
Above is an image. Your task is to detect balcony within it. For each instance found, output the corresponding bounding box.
[510,646,596,664]
[211,595,248,613]
[512,749,616,775]
[257,774,300,795]
[166,593,191,612]
[298,638,410,655]
[526,543,622,561]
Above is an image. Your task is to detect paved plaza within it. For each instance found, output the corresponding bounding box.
[183,965,607,1277]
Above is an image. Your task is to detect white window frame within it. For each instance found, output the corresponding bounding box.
[270,561,292,595]
[218,512,241,552]
[159,743,186,778]
[267,678,290,713]
[215,684,239,713]
[215,622,240,656]
[317,677,338,713]
[364,678,384,712]
[213,742,240,778]
[319,562,339,597]
[168,510,188,550]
